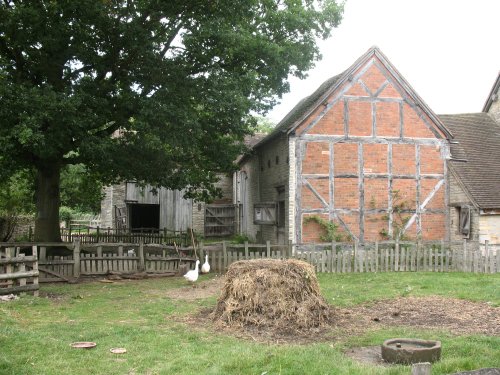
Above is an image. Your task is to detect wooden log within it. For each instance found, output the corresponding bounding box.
[0,283,39,296]
[0,270,39,281]
[0,256,37,265]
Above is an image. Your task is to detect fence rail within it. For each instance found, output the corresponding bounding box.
[58,227,192,246]
[202,240,499,274]
[0,246,39,296]
[1,240,498,289]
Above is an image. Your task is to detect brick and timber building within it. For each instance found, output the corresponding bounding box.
[238,46,456,244]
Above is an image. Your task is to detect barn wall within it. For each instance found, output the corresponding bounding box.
[100,183,192,231]
[192,174,234,235]
[479,215,500,245]
[238,155,260,240]
[239,135,289,243]
[295,56,449,243]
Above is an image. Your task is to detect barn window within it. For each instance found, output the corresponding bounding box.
[458,206,471,238]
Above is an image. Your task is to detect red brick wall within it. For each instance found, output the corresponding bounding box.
[298,55,447,243]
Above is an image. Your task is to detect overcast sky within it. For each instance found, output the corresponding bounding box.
[267,0,500,123]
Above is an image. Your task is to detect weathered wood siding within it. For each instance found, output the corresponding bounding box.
[295,56,449,243]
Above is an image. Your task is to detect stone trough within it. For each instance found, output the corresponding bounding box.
[381,338,441,364]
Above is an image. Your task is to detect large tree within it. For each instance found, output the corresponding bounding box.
[0,0,343,241]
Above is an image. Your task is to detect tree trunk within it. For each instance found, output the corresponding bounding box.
[34,164,62,242]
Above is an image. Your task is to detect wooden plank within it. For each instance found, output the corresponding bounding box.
[97,246,103,273]
[38,267,71,282]
[375,242,379,273]
[423,245,428,271]
[394,241,399,272]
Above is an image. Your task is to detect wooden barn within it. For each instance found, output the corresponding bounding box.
[237,46,455,244]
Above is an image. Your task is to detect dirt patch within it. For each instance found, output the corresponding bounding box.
[165,269,499,343]
[344,296,500,336]
[164,276,224,301]
[182,295,499,344]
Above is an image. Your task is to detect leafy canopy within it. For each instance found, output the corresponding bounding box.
[0,0,343,201]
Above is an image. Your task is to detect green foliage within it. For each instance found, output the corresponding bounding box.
[0,0,344,240]
[0,170,35,214]
[304,215,343,242]
[231,234,252,244]
[378,190,412,241]
[60,165,103,213]
[250,116,276,134]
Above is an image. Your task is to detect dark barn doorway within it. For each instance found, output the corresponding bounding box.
[128,203,160,232]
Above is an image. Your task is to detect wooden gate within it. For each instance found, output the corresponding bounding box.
[205,205,235,237]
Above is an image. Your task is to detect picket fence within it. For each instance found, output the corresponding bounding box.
[0,240,498,286]
[205,240,499,274]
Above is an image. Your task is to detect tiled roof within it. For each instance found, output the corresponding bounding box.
[439,113,500,209]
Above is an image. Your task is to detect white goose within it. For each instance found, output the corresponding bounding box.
[183,260,200,283]
[201,254,210,274]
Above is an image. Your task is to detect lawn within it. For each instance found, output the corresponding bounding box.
[0,272,498,375]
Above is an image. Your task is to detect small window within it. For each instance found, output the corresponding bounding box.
[254,202,276,225]
[275,156,279,165]
[458,206,471,238]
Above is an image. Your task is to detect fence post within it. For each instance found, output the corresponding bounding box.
[288,240,293,259]
[463,239,467,272]
[138,239,145,272]
[31,245,39,296]
[484,240,489,273]
[73,239,81,279]
[244,241,249,260]
[395,239,400,272]
[96,226,100,243]
[222,241,227,272]
[354,241,358,272]
[266,241,271,258]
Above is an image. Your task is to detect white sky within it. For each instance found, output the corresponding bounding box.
[267,0,500,123]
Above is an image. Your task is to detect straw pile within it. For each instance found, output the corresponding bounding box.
[211,259,333,332]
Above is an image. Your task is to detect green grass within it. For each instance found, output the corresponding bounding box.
[1,273,498,375]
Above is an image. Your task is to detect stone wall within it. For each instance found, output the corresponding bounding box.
[448,172,480,245]
[100,184,126,229]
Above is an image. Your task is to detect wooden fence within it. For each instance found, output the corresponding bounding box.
[0,246,39,296]
[1,240,498,288]
[58,227,192,246]
[202,240,500,274]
